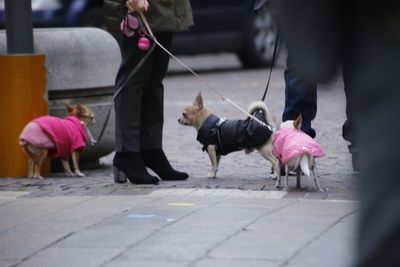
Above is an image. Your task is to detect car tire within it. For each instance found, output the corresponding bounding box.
[79,7,105,29]
[238,9,278,68]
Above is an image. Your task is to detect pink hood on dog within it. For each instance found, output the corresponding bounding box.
[20,116,87,160]
[272,128,325,164]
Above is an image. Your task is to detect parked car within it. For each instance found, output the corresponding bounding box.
[0,0,104,28]
[173,0,277,68]
[0,0,276,68]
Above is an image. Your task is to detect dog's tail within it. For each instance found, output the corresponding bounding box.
[247,101,276,129]
[299,155,311,177]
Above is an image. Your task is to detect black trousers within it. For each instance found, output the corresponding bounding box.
[354,22,400,267]
[282,51,356,148]
[114,32,173,152]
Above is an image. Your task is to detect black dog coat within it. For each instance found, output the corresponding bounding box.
[197,110,273,155]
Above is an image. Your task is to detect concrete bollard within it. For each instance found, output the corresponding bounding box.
[0,28,121,174]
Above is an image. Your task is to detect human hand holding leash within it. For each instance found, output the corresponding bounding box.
[125,0,148,13]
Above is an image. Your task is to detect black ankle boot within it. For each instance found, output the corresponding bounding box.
[141,149,189,181]
[113,152,159,184]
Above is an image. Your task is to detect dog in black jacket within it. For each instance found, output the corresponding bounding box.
[178,93,280,179]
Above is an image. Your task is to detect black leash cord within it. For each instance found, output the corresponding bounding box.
[96,34,157,143]
[261,29,279,101]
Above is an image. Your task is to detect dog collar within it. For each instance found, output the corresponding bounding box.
[79,121,96,146]
[85,126,97,146]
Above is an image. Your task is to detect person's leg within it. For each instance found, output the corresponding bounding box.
[114,34,154,152]
[354,3,400,265]
[282,54,317,138]
[139,32,171,150]
[356,91,400,267]
[342,63,359,172]
[113,33,159,184]
[140,32,188,180]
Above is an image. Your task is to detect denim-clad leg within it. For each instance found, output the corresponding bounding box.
[282,54,318,138]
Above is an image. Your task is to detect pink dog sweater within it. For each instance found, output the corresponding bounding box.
[19,116,87,160]
[272,128,325,164]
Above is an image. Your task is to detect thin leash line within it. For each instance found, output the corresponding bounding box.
[261,28,279,102]
[138,12,267,127]
[151,36,225,99]
[139,11,224,99]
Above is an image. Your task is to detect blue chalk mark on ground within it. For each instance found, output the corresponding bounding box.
[127,214,156,219]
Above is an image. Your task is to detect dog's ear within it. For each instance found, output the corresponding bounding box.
[77,102,85,115]
[194,93,203,109]
[65,104,74,113]
[294,114,302,130]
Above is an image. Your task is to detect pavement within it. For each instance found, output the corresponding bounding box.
[0,189,357,267]
[0,54,359,267]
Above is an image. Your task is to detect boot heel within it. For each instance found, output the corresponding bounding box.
[113,166,128,183]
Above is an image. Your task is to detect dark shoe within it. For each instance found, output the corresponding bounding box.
[141,149,189,181]
[301,126,316,138]
[347,143,359,173]
[352,151,359,173]
[297,120,316,138]
[113,152,159,184]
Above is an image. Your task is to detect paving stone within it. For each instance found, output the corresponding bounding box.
[0,221,73,262]
[122,232,226,261]
[0,259,18,267]
[209,230,309,261]
[192,258,282,267]
[104,257,189,267]
[18,247,121,267]
[96,204,198,231]
[208,200,355,262]
[0,196,91,232]
[55,225,155,248]
[274,199,357,217]
[288,221,356,267]
[0,196,154,262]
[163,206,266,234]
[217,197,294,209]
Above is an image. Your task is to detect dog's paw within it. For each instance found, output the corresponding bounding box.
[75,171,86,177]
[206,172,217,179]
[65,171,75,177]
[283,186,289,192]
[270,173,278,180]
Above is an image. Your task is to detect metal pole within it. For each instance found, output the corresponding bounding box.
[4,0,34,54]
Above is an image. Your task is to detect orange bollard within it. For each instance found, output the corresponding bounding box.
[0,54,48,177]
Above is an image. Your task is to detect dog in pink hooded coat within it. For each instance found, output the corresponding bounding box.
[273,115,325,191]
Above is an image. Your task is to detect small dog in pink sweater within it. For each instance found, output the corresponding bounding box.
[19,102,95,179]
[273,115,325,191]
